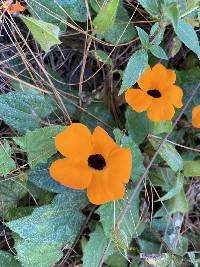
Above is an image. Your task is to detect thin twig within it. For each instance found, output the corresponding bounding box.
[67,3,139,87]
[148,134,200,154]
[98,81,200,266]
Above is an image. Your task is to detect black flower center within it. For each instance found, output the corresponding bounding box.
[147,89,161,98]
[88,154,106,170]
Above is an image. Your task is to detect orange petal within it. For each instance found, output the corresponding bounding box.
[147,100,175,122]
[107,147,132,183]
[50,158,92,190]
[125,88,152,112]
[137,65,152,91]
[167,69,176,84]
[151,64,176,90]
[164,85,183,108]
[87,169,125,205]
[192,105,200,128]
[152,64,176,83]
[7,2,25,14]
[55,123,92,161]
[92,126,117,158]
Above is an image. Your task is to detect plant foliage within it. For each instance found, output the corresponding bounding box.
[0,0,200,266]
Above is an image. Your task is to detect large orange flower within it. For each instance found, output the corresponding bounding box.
[125,64,183,122]
[50,123,132,205]
[192,105,200,128]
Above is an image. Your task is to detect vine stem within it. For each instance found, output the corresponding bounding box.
[98,81,200,266]
[148,134,200,153]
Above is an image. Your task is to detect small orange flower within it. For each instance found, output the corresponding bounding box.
[125,64,183,122]
[50,123,132,205]
[192,105,200,128]
[0,0,25,15]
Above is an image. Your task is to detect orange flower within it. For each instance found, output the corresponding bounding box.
[192,105,200,128]
[125,64,183,122]
[50,123,132,205]
[0,0,25,15]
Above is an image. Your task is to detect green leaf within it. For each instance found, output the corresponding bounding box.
[0,91,55,134]
[126,107,153,144]
[26,0,68,31]
[0,250,21,267]
[97,2,137,44]
[165,232,188,256]
[142,253,171,267]
[149,136,183,172]
[164,2,180,29]
[150,44,168,60]
[93,0,120,33]
[169,36,182,58]
[181,0,199,23]
[168,189,189,213]
[0,140,16,176]
[90,0,103,12]
[112,128,122,145]
[83,224,113,267]
[15,238,63,267]
[156,172,183,202]
[80,102,115,134]
[126,143,145,182]
[153,121,172,134]
[136,27,149,47]
[187,0,200,10]
[57,0,87,22]
[138,237,160,254]
[7,192,88,246]
[149,167,176,191]
[105,254,128,267]
[91,50,113,65]
[118,132,145,182]
[20,16,61,52]
[175,19,200,59]
[150,22,165,45]
[119,49,148,94]
[129,261,142,267]
[13,125,65,167]
[5,206,34,221]
[138,0,161,17]
[97,188,145,247]
[27,163,69,193]
[152,207,170,232]
[176,235,188,256]
[0,174,28,219]
[184,161,200,176]
[176,67,200,119]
